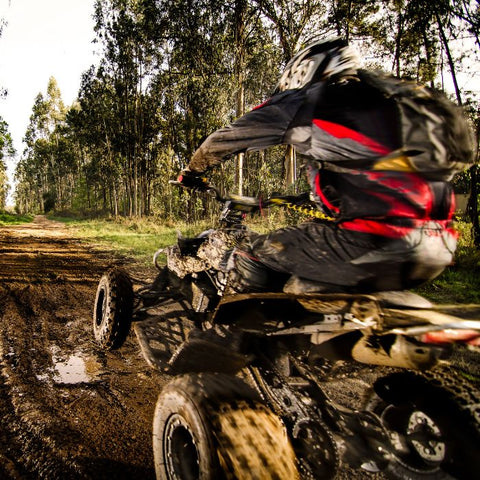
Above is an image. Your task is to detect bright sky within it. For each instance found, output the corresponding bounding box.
[0,0,98,164]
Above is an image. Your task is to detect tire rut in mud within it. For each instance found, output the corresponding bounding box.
[0,217,167,479]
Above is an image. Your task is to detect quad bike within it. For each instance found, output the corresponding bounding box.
[93,182,480,480]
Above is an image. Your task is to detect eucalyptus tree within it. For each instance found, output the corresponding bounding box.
[326,0,382,43]
[367,0,474,92]
[92,0,164,216]
[252,0,327,61]
[452,0,480,48]
[13,159,34,213]
[151,0,282,202]
[16,77,68,212]
[0,18,7,99]
[407,0,465,97]
[229,0,284,194]
[151,0,243,213]
[154,1,233,159]
[73,65,130,215]
[0,117,14,209]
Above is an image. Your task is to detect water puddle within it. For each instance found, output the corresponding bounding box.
[49,347,104,384]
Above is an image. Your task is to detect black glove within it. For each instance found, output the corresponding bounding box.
[177,169,209,191]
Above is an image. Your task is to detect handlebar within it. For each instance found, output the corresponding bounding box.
[169,180,312,214]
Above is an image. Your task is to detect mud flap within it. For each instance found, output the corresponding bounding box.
[167,339,252,375]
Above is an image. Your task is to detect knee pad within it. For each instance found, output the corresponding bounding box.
[228,249,288,293]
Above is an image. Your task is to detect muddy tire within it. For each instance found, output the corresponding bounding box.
[93,268,133,350]
[153,372,299,479]
[365,368,480,479]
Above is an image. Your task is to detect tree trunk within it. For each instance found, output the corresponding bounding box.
[434,12,480,246]
[235,76,245,195]
[284,145,296,189]
[468,119,480,247]
[393,11,403,76]
[234,0,247,195]
[436,13,462,105]
[468,164,480,247]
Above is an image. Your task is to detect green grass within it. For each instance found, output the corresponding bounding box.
[50,212,283,266]
[0,212,34,225]
[51,216,213,265]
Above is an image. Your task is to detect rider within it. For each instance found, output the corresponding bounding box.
[179,38,473,295]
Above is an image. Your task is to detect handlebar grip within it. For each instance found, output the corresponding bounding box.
[170,178,224,201]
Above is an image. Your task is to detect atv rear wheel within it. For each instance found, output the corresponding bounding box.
[366,368,480,479]
[153,372,299,479]
[93,268,133,350]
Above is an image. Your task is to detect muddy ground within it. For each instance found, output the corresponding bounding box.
[0,216,167,479]
[0,216,477,479]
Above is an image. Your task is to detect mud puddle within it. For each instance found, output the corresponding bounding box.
[0,216,167,479]
[46,346,104,385]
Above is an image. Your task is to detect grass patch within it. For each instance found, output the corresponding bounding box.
[0,212,34,225]
[52,216,213,265]
[415,266,480,304]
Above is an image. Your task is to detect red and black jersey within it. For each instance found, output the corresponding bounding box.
[188,71,471,239]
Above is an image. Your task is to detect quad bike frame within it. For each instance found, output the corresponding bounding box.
[93,266,480,479]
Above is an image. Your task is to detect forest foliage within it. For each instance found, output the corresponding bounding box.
[3,0,480,232]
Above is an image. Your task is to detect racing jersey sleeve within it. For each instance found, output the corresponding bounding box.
[188,89,308,173]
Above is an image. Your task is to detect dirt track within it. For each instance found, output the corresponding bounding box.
[0,216,167,479]
[0,216,477,479]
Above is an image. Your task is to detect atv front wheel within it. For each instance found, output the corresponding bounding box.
[93,268,133,350]
[366,369,480,479]
[153,372,299,479]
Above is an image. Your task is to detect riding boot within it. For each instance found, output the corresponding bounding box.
[150,267,170,292]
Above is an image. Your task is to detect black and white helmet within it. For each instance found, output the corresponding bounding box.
[276,38,360,92]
